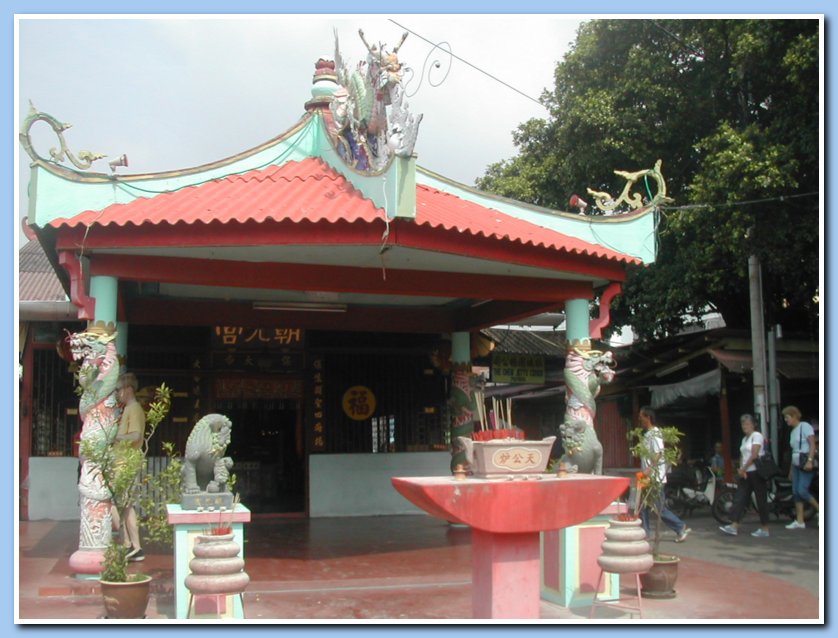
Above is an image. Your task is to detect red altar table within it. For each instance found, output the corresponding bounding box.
[391,474,629,619]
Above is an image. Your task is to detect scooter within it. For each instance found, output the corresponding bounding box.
[712,473,817,525]
[665,463,716,517]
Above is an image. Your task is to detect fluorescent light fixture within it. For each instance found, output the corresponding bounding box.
[655,361,688,377]
[252,301,347,313]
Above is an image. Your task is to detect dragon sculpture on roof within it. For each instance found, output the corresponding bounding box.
[330,29,423,172]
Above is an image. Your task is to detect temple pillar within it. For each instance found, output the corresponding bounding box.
[449,332,477,473]
[69,275,121,576]
[565,298,591,348]
[116,321,128,369]
[89,275,118,326]
[559,298,615,475]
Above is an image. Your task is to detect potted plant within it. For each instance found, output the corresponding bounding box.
[628,424,684,599]
[81,383,172,619]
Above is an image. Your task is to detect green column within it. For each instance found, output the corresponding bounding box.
[565,298,591,347]
[451,331,471,364]
[116,321,128,369]
[449,331,476,472]
[89,275,118,326]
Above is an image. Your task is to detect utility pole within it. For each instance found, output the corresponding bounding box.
[748,253,769,442]
[766,325,782,462]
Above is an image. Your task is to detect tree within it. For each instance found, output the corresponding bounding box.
[477,19,819,339]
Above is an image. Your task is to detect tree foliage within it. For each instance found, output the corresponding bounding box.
[477,19,819,339]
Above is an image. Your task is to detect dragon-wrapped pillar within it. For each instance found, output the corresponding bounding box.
[448,332,478,473]
[67,321,121,574]
[559,299,616,475]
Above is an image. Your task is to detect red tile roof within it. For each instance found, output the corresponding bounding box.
[414,185,637,264]
[46,157,639,264]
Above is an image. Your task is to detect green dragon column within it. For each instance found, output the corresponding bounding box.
[559,299,616,474]
[448,332,477,473]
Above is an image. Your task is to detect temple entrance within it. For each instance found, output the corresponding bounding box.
[214,377,305,514]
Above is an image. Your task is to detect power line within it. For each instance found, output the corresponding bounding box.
[388,19,548,110]
[660,191,818,211]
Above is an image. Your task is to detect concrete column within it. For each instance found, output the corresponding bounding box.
[116,321,129,368]
[89,275,118,326]
[449,331,475,472]
[451,331,471,364]
[565,298,590,346]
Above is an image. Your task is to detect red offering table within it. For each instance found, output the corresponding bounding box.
[391,474,629,619]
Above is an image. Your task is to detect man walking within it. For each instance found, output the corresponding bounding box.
[638,406,691,543]
[113,372,146,562]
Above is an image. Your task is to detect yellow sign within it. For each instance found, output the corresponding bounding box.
[491,353,545,384]
[342,386,376,421]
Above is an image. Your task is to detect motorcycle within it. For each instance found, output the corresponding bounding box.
[712,471,818,525]
[665,463,717,517]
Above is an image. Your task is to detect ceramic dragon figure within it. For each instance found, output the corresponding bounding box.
[330,29,423,172]
[181,414,234,495]
[67,323,121,574]
[559,347,616,474]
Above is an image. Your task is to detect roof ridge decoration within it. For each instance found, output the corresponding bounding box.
[584,159,674,215]
[329,29,423,173]
[20,101,108,170]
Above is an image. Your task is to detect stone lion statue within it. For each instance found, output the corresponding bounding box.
[181,414,234,495]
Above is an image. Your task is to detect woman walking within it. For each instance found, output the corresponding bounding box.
[719,414,770,538]
[783,405,819,529]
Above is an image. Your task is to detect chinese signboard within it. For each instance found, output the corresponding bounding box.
[213,326,304,349]
[308,355,326,451]
[214,377,303,400]
[211,351,303,373]
[491,353,545,384]
[341,385,377,421]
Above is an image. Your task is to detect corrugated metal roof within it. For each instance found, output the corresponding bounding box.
[19,242,67,302]
[482,327,566,356]
[45,158,639,265]
[709,349,818,380]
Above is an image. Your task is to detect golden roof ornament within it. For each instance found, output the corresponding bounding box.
[19,101,107,170]
[585,159,674,215]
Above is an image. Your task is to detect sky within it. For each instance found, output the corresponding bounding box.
[15,14,584,245]
[9,1,834,633]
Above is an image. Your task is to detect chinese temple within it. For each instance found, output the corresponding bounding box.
[19,32,661,520]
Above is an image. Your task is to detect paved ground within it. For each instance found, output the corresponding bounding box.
[16,508,823,623]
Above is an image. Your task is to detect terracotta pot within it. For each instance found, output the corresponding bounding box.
[639,556,680,599]
[597,518,653,574]
[100,575,152,619]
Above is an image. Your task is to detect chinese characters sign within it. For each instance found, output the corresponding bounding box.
[341,386,377,421]
[491,353,545,384]
[308,355,326,451]
[491,446,545,471]
[213,326,304,349]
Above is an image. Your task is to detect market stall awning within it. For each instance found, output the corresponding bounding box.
[649,368,721,409]
[709,349,818,379]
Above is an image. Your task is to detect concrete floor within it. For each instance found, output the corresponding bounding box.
[16,510,823,623]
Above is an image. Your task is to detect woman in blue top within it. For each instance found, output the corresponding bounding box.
[782,405,819,529]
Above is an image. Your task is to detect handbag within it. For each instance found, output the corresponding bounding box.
[797,428,817,470]
[755,454,781,479]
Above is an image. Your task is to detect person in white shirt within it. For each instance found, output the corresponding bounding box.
[782,405,819,529]
[638,407,690,543]
[719,414,770,537]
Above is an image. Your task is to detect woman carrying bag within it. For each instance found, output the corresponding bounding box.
[783,405,819,529]
[719,414,771,538]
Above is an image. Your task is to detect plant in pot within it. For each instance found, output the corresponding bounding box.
[81,383,172,619]
[628,423,684,599]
